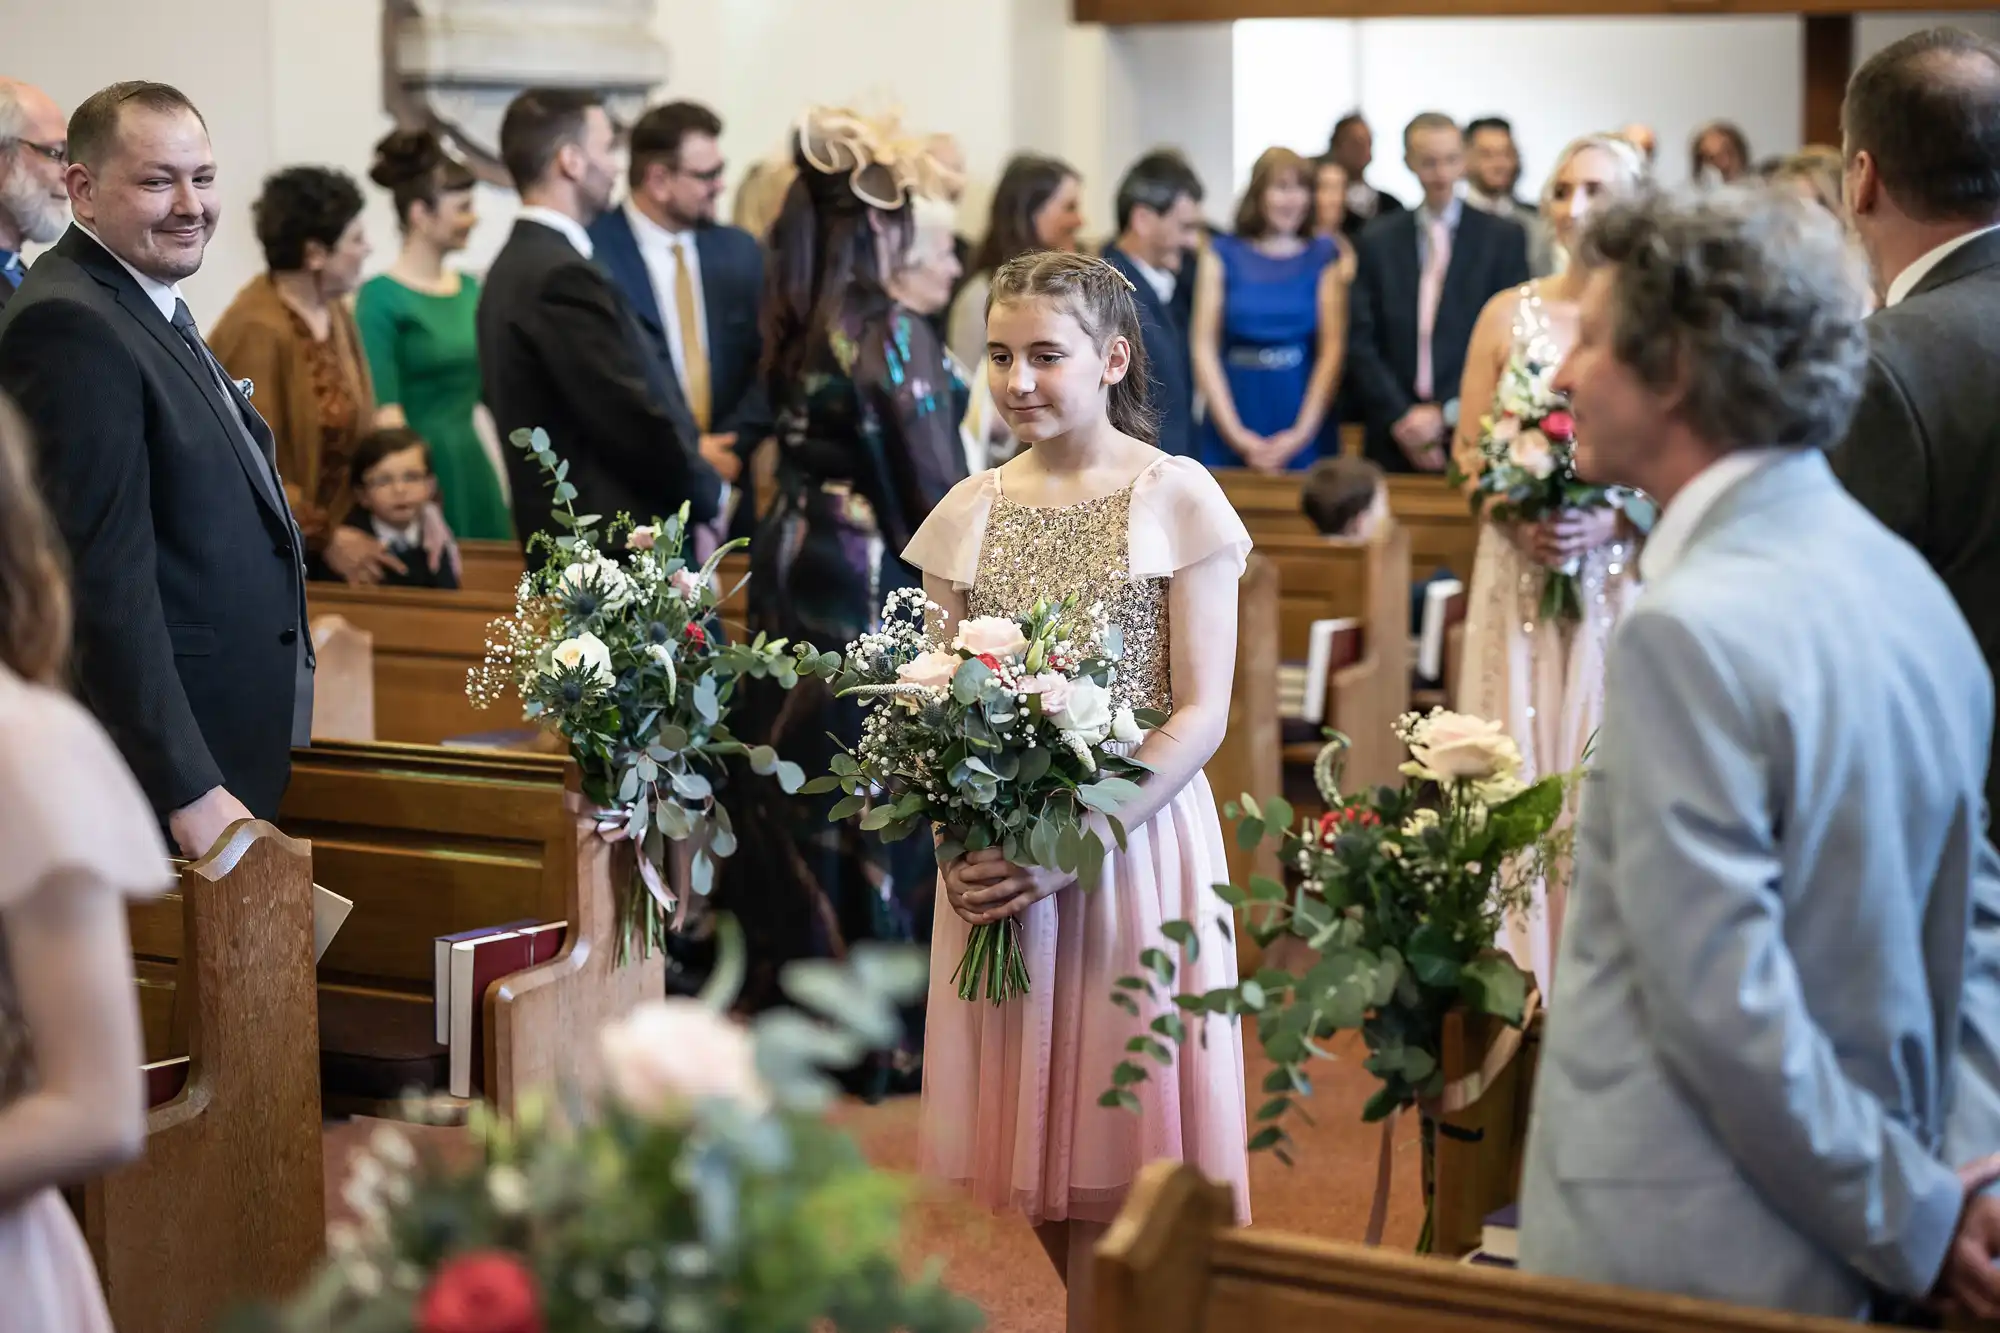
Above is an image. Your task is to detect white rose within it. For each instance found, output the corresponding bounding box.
[1408,711,1522,783]
[550,631,615,687]
[599,998,768,1118]
[1508,428,1557,480]
[953,615,1029,660]
[1111,705,1144,745]
[1051,678,1114,738]
[1402,807,1440,839]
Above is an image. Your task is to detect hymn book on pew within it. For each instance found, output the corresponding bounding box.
[1461,1202,1520,1269]
[437,921,568,1098]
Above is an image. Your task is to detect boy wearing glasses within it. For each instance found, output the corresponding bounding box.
[341,427,459,589]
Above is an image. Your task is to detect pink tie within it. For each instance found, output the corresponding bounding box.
[1414,215,1452,401]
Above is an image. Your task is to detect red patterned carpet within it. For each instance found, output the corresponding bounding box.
[325,1030,1421,1333]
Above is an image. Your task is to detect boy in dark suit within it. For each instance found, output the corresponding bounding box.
[1103,150,1206,458]
[337,428,459,590]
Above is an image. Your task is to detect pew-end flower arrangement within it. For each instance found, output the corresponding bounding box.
[1107,710,1573,1239]
[804,588,1160,1005]
[224,926,986,1333]
[468,428,835,962]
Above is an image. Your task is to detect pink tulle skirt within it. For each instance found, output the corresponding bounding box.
[918,771,1252,1226]
[0,1188,116,1333]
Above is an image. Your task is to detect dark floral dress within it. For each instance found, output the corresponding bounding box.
[716,298,968,1085]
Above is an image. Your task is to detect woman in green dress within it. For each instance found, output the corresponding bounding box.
[356,130,513,540]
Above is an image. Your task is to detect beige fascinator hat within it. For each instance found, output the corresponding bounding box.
[797,104,968,211]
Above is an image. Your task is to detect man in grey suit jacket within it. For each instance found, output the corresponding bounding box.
[1519,185,2000,1320]
[1831,27,2000,823]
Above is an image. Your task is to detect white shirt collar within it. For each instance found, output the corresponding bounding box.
[625,199,693,252]
[1127,252,1176,304]
[517,206,594,261]
[369,514,423,548]
[1465,187,1518,218]
[1638,447,1790,583]
[74,221,183,321]
[1884,223,2000,308]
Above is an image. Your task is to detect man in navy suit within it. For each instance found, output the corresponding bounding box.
[1103,151,1205,458]
[1347,112,1529,474]
[590,100,769,533]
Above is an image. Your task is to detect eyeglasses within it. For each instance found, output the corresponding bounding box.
[7,139,68,166]
[360,470,432,490]
[678,163,727,185]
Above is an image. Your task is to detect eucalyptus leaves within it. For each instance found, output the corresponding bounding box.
[468,428,834,962]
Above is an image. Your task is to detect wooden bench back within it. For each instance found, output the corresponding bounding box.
[458,537,527,595]
[1212,468,1480,587]
[309,614,375,741]
[1097,1161,1867,1333]
[309,552,751,745]
[89,821,323,1333]
[1254,531,1375,662]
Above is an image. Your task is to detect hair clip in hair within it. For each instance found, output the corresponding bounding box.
[1095,257,1138,293]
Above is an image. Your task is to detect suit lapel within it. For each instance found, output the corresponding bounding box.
[1105,247,1171,332]
[81,250,290,525]
[595,210,665,337]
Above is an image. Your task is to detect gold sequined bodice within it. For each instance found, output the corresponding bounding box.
[970,485,1171,713]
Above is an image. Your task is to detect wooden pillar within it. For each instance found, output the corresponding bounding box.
[1803,14,1855,147]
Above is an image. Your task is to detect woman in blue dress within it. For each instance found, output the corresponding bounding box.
[1192,147,1349,472]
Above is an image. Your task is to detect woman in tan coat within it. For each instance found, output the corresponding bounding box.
[210,166,399,584]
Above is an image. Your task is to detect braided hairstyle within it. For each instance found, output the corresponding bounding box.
[985,251,1159,444]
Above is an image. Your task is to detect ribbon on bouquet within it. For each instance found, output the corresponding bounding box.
[1360,987,1543,1248]
[589,810,685,931]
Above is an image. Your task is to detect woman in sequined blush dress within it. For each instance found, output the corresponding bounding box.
[1449,134,1649,998]
[906,252,1252,1333]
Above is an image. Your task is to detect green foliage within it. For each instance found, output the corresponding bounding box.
[465,431,835,963]
[1107,716,1582,1161]
[235,932,983,1333]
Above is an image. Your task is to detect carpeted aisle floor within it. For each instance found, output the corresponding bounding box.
[325,1029,1422,1333]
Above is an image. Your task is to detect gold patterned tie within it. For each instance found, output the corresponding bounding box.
[673,236,712,432]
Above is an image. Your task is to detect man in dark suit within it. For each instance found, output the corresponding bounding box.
[0,81,311,853]
[1464,115,1555,277]
[1103,150,1205,458]
[0,78,71,312]
[479,88,722,556]
[1346,112,1530,474]
[1832,26,2000,820]
[590,99,767,533]
[1327,112,1405,244]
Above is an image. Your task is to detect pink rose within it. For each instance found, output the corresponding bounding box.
[599,998,768,1118]
[1541,410,1576,441]
[1017,671,1072,715]
[626,525,658,551]
[1507,428,1557,481]
[1489,415,1521,445]
[953,615,1029,660]
[668,567,706,602]
[896,649,961,693]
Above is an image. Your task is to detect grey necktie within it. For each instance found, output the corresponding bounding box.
[169,298,315,744]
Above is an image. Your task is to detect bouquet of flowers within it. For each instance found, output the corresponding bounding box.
[1450,350,1648,621]
[468,428,833,962]
[1108,711,1575,1247]
[804,589,1160,1005]
[223,929,985,1333]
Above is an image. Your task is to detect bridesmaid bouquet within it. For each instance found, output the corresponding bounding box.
[1451,356,1644,621]
[803,588,1161,1004]
[467,428,834,963]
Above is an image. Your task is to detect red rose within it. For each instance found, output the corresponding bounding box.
[683,622,707,648]
[1541,410,1576,441]
[417,1252,543,1333]
[977,653,1003,671]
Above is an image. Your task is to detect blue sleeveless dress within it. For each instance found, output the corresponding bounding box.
[1198,233,1341,471]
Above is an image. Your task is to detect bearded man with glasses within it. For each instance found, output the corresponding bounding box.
[0,78,69,311]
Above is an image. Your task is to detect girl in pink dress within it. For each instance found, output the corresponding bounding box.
[905,252,1251,1332]
[0,396,172,1333]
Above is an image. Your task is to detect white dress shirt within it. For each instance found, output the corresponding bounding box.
[75,222,182,320]
[1638,447,1790,583]
[625,201,708,399]
[1128,252,1176,305]
[370,515,423,548]
[517,206,594,260]
[1884,223,2000,308]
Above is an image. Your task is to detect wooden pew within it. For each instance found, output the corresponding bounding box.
[309,613,375,741]
[308,553,751,746]
[277,740,663,1116]
[85,821,324,1333]
[1203,555,1282,976]
[1097,1160,1871,1333]
[458,537,526,595]
[1212,467,1480,585]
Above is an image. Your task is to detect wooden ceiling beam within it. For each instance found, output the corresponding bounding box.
[1077,0,1993,21]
